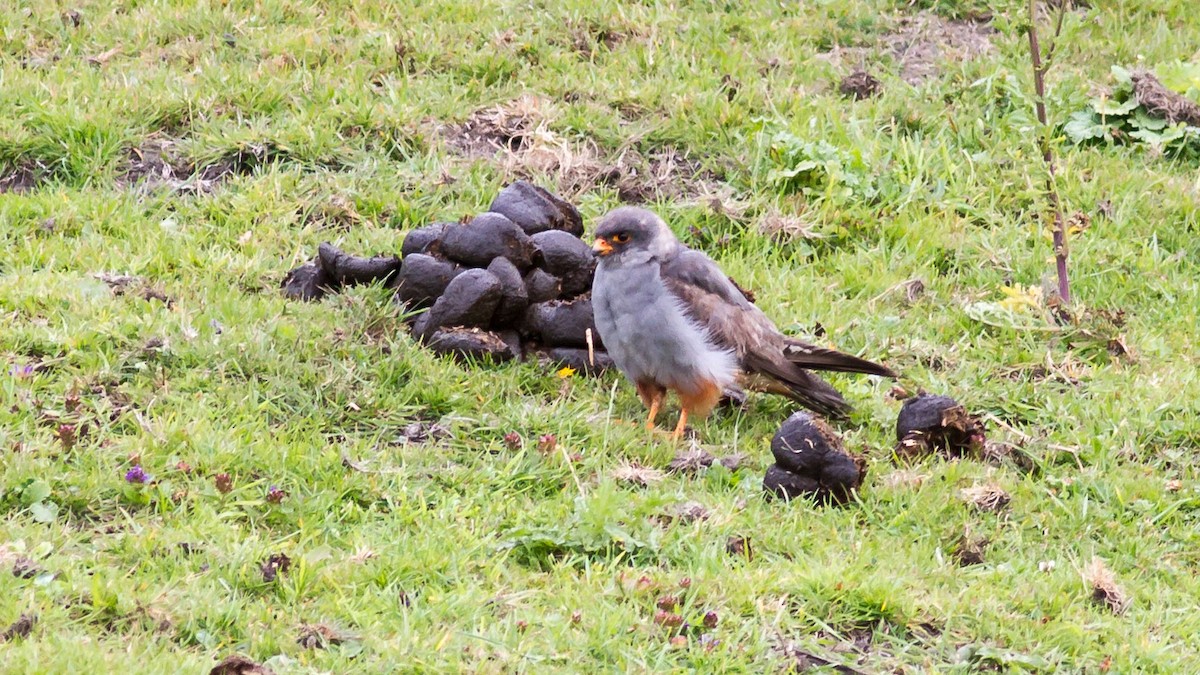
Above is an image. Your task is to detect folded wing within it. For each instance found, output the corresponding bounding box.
[657,246,894,418]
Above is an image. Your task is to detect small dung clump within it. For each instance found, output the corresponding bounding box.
[522,295,601,349]
[418,268,503,338]
[895,393,986,459]
[764,412,866,504]
[280,261,332,302]
[400,222,450,257]
[440,212,535,269]
[839,69,882,100]
[395,253,463,308]
[426,327,521,363]
[280,242,402,301]
[531,229,596,296]
[488,179,584,236]
[952,534,988,566]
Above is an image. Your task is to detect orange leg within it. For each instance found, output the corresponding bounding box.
[635,381,667,432]
[672,379,723,442]
[671,408,689,442]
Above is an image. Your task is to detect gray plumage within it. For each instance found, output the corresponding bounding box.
[590,206,894,421]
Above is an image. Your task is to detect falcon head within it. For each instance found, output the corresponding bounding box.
[592,206,676,260]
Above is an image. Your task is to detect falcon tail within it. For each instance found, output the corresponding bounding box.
[781,376,855,419]
[782,340,897,378]
[741,358,856,419]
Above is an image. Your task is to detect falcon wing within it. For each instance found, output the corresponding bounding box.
[657,246,894,418]
[657,247,772,358]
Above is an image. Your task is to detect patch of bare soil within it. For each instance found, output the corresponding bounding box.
[821,11,994,85]
[567,19,637,57]
[120,136,305,194]
[0,162,45,194]
[439,95,726,202]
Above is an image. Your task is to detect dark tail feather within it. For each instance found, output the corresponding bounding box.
[744,354,854,419]
[782,374,853,419]
[783,340,897,378]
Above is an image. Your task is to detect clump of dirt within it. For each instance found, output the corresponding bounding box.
[598,144,723,204]
[820,11,994,85]
[611,462,665,487]
[775,639,867,674]
[883,13,994,84]
[756,208,824,243]
[0,613,37,642]
[1131,70,1200,127]
[11,556,44,579]
[726,535,753,561]
[839,69,882,100]
[667,448,744,475]
[300,194,364,230]
[209,655,273,675]
[121,137,312,194]
[444,94,549,158]
[296,623,352,649]
[121,137,191,189]
[260,553,291,582]
[952,533,989,566]
[93,272,176,307]
[566,19,638,57]
[0,163,43,194]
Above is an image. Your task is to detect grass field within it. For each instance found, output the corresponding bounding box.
[3,0,1200,672]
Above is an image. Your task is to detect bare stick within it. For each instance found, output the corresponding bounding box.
[1027,0,1071,305]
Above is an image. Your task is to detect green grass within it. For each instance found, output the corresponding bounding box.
[3,0,1200,671]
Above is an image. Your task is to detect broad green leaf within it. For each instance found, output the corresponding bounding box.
[1092,96,1139,116]
[1132,108,1169,131]
[30,501,58,523]
[21,480,51,505]
[1128,127,1165,144]
[1064,110,1108,143]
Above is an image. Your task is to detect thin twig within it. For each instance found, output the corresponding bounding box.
[1043,2,1067,66]
[1026,0,1072,305]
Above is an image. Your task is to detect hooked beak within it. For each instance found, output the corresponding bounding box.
[592,237,614,257]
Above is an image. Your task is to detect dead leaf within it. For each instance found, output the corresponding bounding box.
[1085,557,1130,615]
[959,483,1010,513]
[667,447,716,474]
[611,461,664,487]
[87,46,121,65]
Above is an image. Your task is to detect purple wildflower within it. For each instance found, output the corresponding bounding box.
[125,465,150,484]
[9,364,35,378]
[266,485,287,504]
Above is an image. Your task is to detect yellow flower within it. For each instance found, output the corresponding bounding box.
[997,285,1043,314]
[556,366,577,379]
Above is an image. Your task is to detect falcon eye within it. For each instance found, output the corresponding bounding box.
[612,232,630,243]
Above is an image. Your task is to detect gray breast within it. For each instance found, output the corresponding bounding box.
[592,259,736,392]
